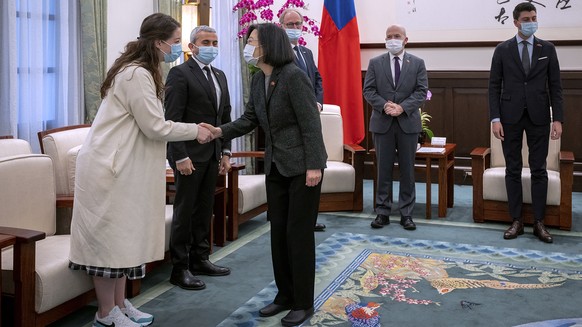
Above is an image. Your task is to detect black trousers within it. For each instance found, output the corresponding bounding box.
[267,163,322,310]
[170,159,218,268]
[501,112,550,221]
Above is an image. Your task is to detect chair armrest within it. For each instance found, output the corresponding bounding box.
[344,143,366,153]
[0,226,46,243]
[470,147,490,158]
[232,151,265,158]
[559,150,575,163]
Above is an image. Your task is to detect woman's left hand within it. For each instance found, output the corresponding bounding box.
[306,169,322,187]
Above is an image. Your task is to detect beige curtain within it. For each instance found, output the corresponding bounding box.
[79,0,107,123]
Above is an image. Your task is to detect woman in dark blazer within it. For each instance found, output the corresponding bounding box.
[202,23,327,326]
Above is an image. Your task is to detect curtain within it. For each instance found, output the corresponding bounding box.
[157,0,182,80]
[79,0,107,123]
[211,0,250,161]
[0,0,83,152]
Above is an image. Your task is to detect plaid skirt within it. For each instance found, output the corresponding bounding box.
[69,261,146,280]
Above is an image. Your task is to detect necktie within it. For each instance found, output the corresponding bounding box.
[293,46,308,73]
[394,56,401,86]
[521,40,530,75]
[203,66,217,107]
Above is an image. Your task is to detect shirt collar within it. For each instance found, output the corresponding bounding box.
[516,34,534,45]
[193,56,210,70]
[389,51,405,61]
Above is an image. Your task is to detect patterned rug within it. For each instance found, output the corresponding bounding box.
[218,232,582,327]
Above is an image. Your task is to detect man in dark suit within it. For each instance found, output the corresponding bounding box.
[489,2,563,243]
[165,26,232,290]
[364,24,428,231]
[280,8,326,232]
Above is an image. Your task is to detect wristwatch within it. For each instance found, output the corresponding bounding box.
[222,150,232,157]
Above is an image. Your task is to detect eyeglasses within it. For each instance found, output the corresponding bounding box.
[285,22,303,28]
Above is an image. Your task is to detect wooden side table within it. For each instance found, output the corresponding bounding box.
[371,143,456,219]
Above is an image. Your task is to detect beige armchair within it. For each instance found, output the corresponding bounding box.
[0,136,32,156]
[226,152,268,241]
[471,127,574,230]
[0,153,94,326]
[37,124,91,208]
[319,104,365,212]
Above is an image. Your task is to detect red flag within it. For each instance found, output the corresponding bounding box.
[318,0,365,144]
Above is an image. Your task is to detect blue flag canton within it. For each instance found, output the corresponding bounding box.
[324,0,356,31]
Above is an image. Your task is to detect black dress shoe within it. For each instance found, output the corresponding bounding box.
[400,216,416,230]
[281,308,314,326]
[259,303,291,317]
[503,220,524,240]
[170,268,206,290]
[371,214,389,229]
[190,260,231,276]
[314,222,326,232]
[533,221,553,243]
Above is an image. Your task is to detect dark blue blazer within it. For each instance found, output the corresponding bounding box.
[295,45,324,104]
[489,36,563,125]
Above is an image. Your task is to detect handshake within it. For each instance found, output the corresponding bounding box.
[196,123,222,144]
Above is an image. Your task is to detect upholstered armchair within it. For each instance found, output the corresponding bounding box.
[0,135,32,157]
[0,153,94,326]
[226,152,268,241]
[37,124,91,209]
[471,127,574,230]
[318,104,365,212]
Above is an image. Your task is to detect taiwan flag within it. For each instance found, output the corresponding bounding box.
[318,0,364,145]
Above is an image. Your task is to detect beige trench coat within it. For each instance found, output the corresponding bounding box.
[69,65,199,268]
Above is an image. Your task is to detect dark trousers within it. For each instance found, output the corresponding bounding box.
[373,120,418,217]
[502,112,550,221]
[267,163,322,310]
[170,159,218,268]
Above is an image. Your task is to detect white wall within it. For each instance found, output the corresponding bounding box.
[272,0,582,71]
[107,1,156,68]
[106,0,581,71]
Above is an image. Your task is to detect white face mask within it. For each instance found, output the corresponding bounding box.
[385,39,404,55]
[243,44,260,66]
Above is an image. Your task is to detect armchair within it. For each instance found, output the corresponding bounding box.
[0,136,32,157]
[471,127,574,230]
[226,152,268,241]
[318,104,365,212]
[37,124,91,209]
[0,154,94,326]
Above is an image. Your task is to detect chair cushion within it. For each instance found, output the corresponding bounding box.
[321,161,355,193]
[238,174,267,214]
[321,105,344,162]
[0,139,32,157]
[482,167,561,205]
[0,154,56,236]
[1,235,93,314]
[66,145,82,194]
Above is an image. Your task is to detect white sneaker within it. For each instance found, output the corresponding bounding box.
[121,299,154,326]
[93,306,141,327]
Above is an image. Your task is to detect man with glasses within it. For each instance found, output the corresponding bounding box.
[280,8,326,232]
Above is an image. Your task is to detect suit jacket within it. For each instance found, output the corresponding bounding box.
[363,51,428,134]
[489,36,563,125]
[165,58,232,165]
[295,45,324,104]
[221,63,327,177]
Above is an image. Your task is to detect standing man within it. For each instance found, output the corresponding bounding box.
[489,2,563,243]
[363,24,428,231]
[280,8,326,232]
[165,26,232,290]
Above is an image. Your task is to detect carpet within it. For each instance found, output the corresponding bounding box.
[218,232,582,327]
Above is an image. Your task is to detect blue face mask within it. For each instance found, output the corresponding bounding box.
[193,45,219,65]
[161,41,182,63]
[285,28,302,42]
[520,21,538,37]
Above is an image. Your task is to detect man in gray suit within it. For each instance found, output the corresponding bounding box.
[363,24,428,231]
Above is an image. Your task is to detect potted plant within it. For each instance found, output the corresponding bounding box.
[419,109,434,144]
[418,90,433,144]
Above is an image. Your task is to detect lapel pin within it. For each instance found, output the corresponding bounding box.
[270,81,276,86]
